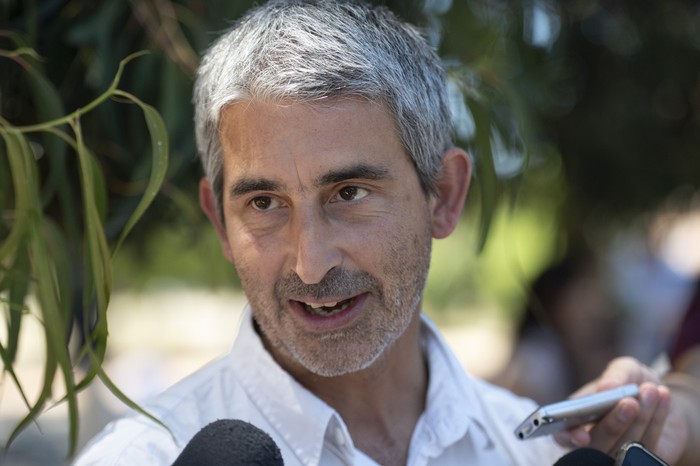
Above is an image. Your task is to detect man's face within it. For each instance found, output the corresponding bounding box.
[213,99,438,377]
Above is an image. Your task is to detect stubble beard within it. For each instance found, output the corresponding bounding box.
[240,225,433,378]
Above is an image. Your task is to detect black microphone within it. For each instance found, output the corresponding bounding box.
[553,448,615,466]
[172,419,284,466]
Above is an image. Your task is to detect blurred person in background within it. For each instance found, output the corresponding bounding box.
[607,201,700,368]
[493,248,621,404]
[669,282,700,378]
[72,1,697,465]
[663,282,700,466]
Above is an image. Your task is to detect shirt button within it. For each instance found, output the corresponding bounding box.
[335,427,346,447]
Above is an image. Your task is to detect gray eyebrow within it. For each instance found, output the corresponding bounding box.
[228,178,282,198]
[314,163,391,187]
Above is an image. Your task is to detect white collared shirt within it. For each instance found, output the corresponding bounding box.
[73,307,568,465]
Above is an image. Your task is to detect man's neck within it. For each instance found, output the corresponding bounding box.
[284,313,429,465]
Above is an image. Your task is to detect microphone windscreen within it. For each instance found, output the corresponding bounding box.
[172,419,284,466]
[553,448,615,466]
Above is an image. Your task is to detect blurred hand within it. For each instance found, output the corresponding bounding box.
[554,356,689,464]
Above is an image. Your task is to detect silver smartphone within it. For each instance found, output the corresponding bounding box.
[515,383,640,440]
[615,441,669,466]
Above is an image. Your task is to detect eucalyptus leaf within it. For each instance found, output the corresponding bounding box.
[111,90,169,256]
[0,48,169,456]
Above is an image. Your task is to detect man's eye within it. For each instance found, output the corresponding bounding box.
[250,196,278,211]
[333,186,369,202]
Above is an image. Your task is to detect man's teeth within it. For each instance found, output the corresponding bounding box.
[309,301,337,309]
[302,300,351,316]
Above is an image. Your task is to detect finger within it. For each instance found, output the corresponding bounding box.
[554,425,591,449]
[607,383,661,448]
[640,385,671,449]
[587,397,640,454]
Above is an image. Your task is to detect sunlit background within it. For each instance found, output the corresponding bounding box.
[2,1,700,464]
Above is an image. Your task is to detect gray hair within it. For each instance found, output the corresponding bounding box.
[193,0,453,216]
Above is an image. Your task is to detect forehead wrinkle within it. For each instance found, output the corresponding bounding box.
[292,157,307,194]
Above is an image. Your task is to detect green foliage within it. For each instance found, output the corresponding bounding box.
[0,41,169,455]
[546,1,700,227]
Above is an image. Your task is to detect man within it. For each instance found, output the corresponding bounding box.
[74,1,694,465]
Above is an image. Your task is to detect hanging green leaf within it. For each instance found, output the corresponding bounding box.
[0,45,169,456]
[111,89,169,256]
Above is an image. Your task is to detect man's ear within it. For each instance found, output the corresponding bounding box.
[431,147,472,239]
[199,177,234,262]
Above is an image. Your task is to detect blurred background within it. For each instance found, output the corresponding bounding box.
[2,0,700,464]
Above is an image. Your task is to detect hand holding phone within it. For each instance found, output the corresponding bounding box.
[515,384,640,440]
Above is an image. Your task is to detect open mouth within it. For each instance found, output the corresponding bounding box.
[298,297,356,317]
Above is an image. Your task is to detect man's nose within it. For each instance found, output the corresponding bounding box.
[290,208,342,285]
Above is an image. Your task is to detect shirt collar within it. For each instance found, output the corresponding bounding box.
[230,307,336,465]
[420,315,495,451]
[230,307,495,463]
